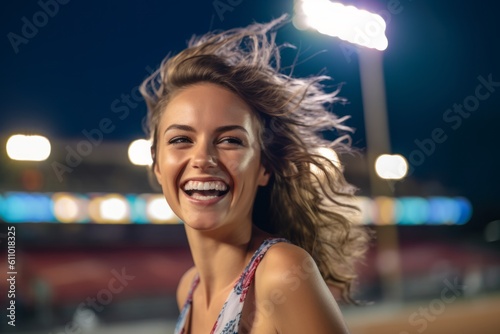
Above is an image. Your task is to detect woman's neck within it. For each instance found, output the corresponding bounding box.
[185,222,256,309]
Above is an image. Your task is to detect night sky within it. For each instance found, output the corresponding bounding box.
[1,0,499,226]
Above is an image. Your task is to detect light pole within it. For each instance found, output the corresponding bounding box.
[294,0,403,302]
[358,46,403,302]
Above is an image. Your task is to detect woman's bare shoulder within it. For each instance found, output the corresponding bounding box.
[257,242,316,286]
[255,242,350,333]
[176,266,198,311]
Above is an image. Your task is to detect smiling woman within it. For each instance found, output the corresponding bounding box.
[139,15,369,334]
[156,83,269,232]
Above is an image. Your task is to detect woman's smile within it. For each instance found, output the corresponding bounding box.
[181,177,230,204]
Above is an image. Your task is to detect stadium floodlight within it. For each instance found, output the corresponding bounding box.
[294,0,388,50]
[375,154,408,180]
[6,134,51,161]
[128,139,153,166]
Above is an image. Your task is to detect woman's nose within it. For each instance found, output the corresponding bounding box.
[191,143,217,170]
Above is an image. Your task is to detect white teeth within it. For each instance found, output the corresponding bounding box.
[183,180,228,192]
[191,194,219,201]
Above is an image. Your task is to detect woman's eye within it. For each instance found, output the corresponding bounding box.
[168,136,191,145]
[219,137,243,145]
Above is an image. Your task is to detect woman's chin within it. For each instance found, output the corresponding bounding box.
[182,215,225,232]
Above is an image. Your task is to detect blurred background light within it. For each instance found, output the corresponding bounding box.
[6,134,51,161]
[292,5,309,31]
[455,197,473,225]
[2,192,54,222]
[0,194,3,220]
[310,147,341,176]
[128,139,153,166]
[0,192,471,226]
[129,194,149,224]
[295,0,388,50]
[100,194,130,222]
[428,197,460,225]
[88,194,130,223]
[354,196,373,225]
[395,197,428,225]
[146,195,178,223]
[374,196,395,225]
[52,193,89,223]
[375,154,408,180]
[317,147,340,168]
[484,220,500,242]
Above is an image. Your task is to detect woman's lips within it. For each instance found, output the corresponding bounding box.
[181,187,230,205]
[180,177,231,205]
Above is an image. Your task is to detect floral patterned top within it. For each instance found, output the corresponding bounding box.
[174,238,289,334]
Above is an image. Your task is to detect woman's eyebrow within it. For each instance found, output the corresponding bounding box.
[215,125,249,135]
[164,124,195,135]
[164,124,249,135]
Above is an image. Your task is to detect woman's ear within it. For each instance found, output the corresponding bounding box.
[257,164,271,186]
[151,147,163,186]
[148,168,162,192]
[153,163,162,186]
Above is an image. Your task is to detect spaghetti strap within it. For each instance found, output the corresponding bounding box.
[174,273,200,334]
[174,237,289,334]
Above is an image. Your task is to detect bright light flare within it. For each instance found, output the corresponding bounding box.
[310,147,341,176]
[53,193,88,223]
[146,196,178,223]
[100,196,128,221]
[89,194,130,223]
[128,139,153,166]
[6,134,51,161]
[375,154,408,180]
[295,0,388,50]
[317,147,340,168]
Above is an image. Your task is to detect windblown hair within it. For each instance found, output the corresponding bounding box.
[140,15,369,303]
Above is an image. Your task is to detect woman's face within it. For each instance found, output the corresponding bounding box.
[154,82,270,231]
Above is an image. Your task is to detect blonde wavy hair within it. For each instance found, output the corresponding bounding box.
[140,15,369,303]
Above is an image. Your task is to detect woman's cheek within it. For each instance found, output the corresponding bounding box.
[225,158,242,174]
[228,150,255,172]
[163,149,186,167]
[165,152,179,165]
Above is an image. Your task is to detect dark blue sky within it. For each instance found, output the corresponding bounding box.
[1,1,499,220]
